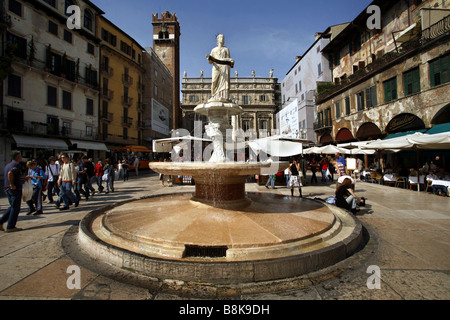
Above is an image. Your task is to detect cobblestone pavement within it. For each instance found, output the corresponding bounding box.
[0,171,448,305]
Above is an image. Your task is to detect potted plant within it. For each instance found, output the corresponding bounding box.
[27,36,36,67]
[45,44,52,72]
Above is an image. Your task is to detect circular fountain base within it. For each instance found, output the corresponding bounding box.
[77,192,363,285]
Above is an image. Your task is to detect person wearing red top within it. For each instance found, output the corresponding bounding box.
[94,160,104,193]
[320,157,329,183]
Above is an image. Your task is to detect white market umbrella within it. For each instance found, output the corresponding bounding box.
[248,135,307,157]
[153,135,212,153]
[316,145,350,155]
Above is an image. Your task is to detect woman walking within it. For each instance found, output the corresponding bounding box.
[288,159,303,198]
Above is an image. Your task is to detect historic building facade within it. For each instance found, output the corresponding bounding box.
[181,71,281,139]
[97,15,146,149]
[279,23,348,143]
[0,0,105,169]
[315,0,450,145]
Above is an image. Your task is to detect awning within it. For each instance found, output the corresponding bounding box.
[248,135,307,157]
[12,135,68,150]
[70,139,109,151]
[426,123,450,135]
[384,129,427,140]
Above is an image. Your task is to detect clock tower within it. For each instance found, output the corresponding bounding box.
[152,11,181,130]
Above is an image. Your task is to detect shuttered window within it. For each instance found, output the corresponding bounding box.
[429,53,450,87]
[403,67,421,96]
[383,77,397,103]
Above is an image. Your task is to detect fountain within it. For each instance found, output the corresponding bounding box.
[70,34,364,296]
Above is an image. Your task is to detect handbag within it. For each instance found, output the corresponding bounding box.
[102,173,109,181]
[22,181,33,202]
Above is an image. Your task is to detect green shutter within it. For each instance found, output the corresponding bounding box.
[441,54,450,84]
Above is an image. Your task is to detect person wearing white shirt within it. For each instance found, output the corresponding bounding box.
[45,156,60,203]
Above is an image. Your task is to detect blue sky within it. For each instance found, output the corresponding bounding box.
[91,0,373,81]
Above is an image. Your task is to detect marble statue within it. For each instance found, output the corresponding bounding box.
[206,34,234,102]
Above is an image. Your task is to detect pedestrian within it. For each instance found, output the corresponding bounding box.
[56,154,79,211]
[45,156,60,203]
[122,160,129,181]
[74,158,89,201]
[82,156,96,196]
[335,178,365,215]
[25,160,47,216]
[94,160,104,193]
[284,166,291,188]
[104,158,115,193]
[117,160,123,180]
[320,157,329,183]
[1,151,26,233]
[133,156,140,176]
[264,156,276,189]
[288,159,303,197]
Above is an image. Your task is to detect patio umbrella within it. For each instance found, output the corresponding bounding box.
[153,135,212,153]
[316,145,350,155]
[248,135,307,157]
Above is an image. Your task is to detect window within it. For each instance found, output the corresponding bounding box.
[242,120,250,131]
[64,29,72,43]
[120,41,132,55]
[260,120,268,130]
[48,21,58,35]
[7,74,21,98]
[84,10,93,31]
[295,83,298,93]
[62,122,71,136]
[403,67,421,96]
[123,127,128,140]
[356,91,365,111]
[86,126,93,137]
[47,86,57,106]
[242,95,251,105]
[87,43,95,55]
[101,29,117,46]
[47,116,59,135]
[335,102,341,119]
[429,53,449,87]
[318,63,322,76]
[345,97,351,115]
[189,95,199,103]
[6,32,27,60]
[8,0,22,17]
[365,86,378,108]
[383,77,397,103]
[259,95,267,102]
[299,80,302,91]
[325,107,332,126]
[86,98,94,115]
[62,90,72,110]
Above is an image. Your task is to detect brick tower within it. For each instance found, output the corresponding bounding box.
[152,11,181,130]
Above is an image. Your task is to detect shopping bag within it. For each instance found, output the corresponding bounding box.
[102,173,109,182]
[22,181,33,202]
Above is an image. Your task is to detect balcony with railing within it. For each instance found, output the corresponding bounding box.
[101,112,114,122]
[1,119,98,141]
[122,74,133,85]
[102,88,114,100]
[122,117,133,127]
[122,95,134,107]
[101,64,114,77]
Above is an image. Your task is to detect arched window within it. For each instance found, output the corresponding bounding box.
[84,10,93,31]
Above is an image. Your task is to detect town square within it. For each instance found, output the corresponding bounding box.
[0,0,449,313]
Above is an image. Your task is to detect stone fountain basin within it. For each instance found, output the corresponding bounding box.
[149,161,288,177]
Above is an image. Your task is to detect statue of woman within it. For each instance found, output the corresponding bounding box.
[206,34,234,102]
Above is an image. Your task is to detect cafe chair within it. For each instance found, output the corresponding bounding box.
[395,177,408,189]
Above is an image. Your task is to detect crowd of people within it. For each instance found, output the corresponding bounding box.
[1,151,135,233]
